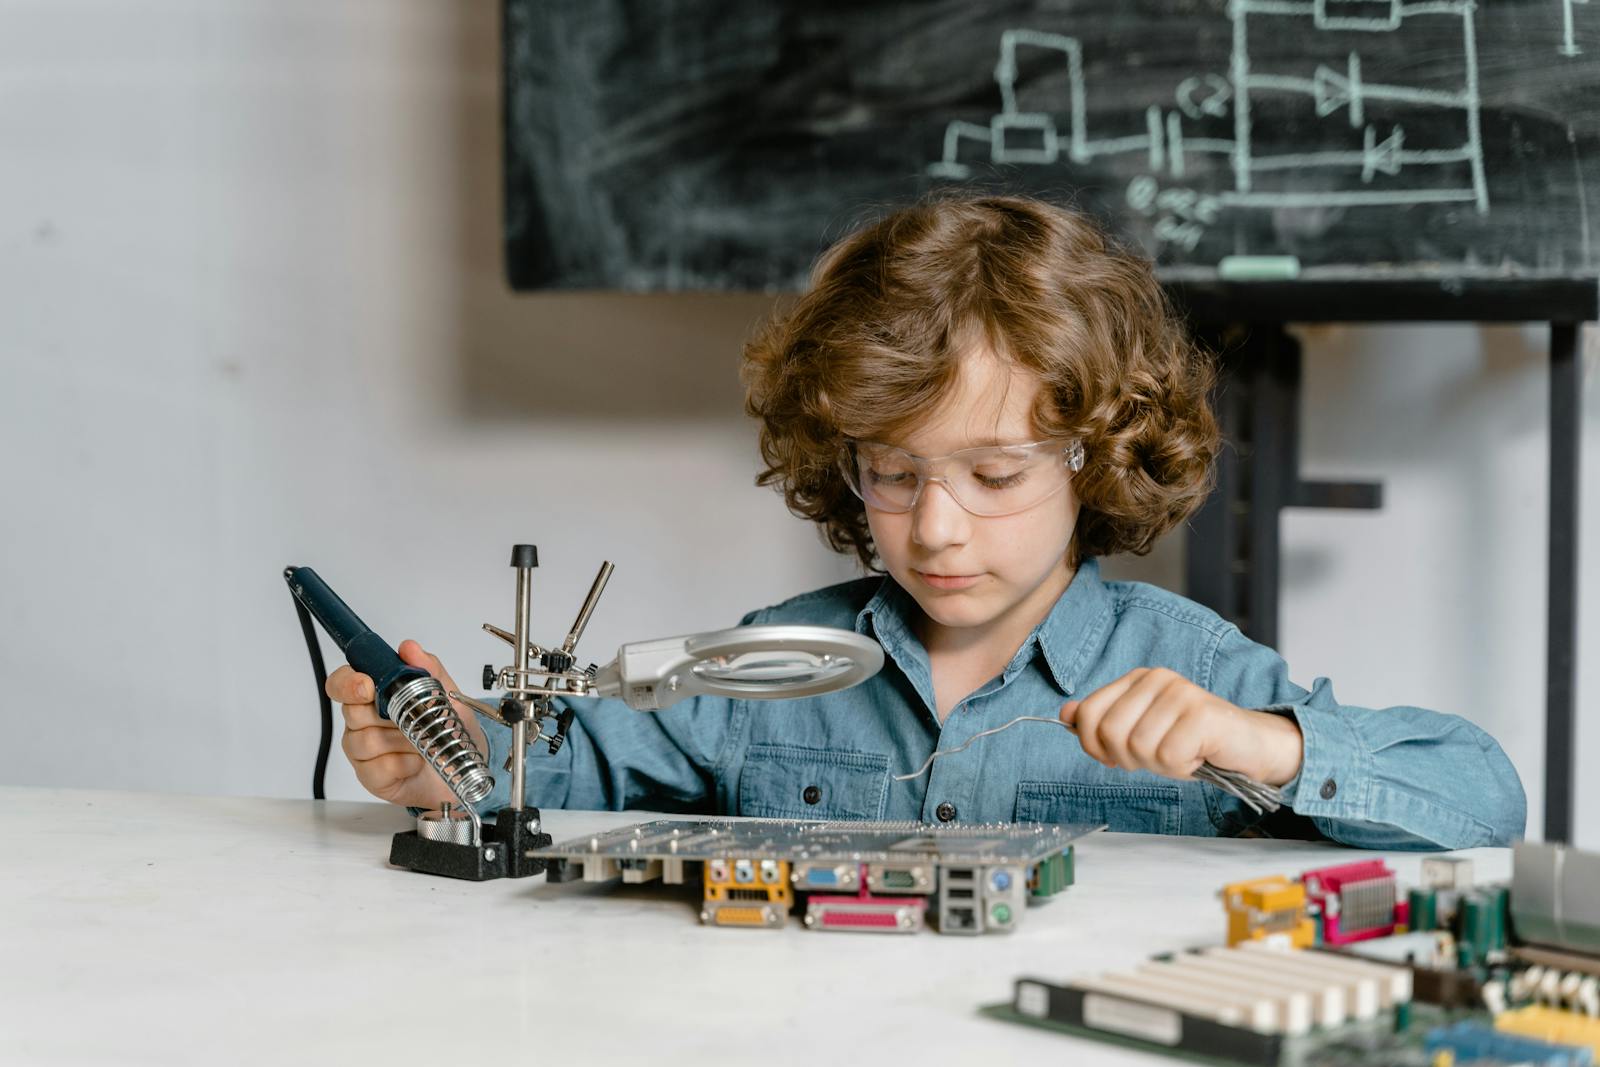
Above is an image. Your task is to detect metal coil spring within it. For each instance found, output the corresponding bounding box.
[387,675,495,806]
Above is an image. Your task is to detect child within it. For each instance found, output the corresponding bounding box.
[331,195,1525,850]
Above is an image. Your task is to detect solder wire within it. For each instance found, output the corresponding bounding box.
[892,715,1285,815]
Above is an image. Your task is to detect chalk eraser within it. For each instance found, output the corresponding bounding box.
[1217,255,1302,280]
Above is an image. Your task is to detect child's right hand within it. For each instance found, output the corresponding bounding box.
[326,639,489,811]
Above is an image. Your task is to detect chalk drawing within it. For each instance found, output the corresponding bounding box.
[928,0,1502,250]
[1562,0,1591,56]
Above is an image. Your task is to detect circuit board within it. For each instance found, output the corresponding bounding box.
[981,841,1600,1066]
[982,977,1600,1066]
[535,818,1100,934]
[981,993,1472,1067]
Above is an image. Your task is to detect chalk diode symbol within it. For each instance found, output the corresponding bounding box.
[1312,53,1366,126]
[1362,125,1405,181]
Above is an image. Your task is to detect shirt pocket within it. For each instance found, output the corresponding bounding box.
[1014,781,1182,835]
[738,743,889,820]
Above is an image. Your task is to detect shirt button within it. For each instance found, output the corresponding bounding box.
[802,785,822,805]
[1320,778,1338,800]
[935,802,957,822]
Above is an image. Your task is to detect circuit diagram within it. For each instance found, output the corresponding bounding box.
[1562,0,1593,55]
[929,0,1504,253]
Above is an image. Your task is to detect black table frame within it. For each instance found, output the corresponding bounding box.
[1162,276,1595,845]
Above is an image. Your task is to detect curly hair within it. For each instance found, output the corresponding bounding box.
[741,194,1219,571]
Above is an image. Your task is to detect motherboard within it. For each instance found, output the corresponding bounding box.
[536,818,1099,934]
[985,841,1600,1066]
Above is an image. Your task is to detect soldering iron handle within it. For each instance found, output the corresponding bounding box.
[283,565,429,719]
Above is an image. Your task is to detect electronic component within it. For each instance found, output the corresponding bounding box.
[791,861,860,892]
[1223,875,1316,949]
[1512,842,1600,959]
[702,857,793,928]
[1301,859,1404,945]
[1423,856,1475,892]
[987,843,1600,1066]
[1339,929,1455,970]
[1214,857,1510,1013]
[1494,1005,1600,1059]
[1029,849,1075,898]
[1428,1019,1594,1067]
[536,818,1097,935]
[988,944,1413,1065]
[804,887,928,933]
[1410,963,1484,1010]
[1455,886,1511,966]
[1239,941,1410,1015]
[1215,861,1405,951]
[865,861,933,894]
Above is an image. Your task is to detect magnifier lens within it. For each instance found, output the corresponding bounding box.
[691,652,856,687]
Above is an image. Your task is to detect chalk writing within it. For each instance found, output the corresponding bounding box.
[930,0,1497,250]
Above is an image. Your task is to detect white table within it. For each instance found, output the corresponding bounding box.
[0,787,1509,1066]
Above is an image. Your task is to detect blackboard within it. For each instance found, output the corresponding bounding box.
[503,0,1600,291]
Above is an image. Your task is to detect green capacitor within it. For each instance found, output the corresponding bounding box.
[1486,886,1508,951]
[1030,848,1077,898]
[1409,888,1438,931]
[1460,893,1491,966]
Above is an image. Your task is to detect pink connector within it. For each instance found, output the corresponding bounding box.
[801,865,929,933]
[814,907,905,929]
[1300,859,1401,945]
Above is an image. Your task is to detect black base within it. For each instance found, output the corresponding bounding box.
[389,806,554,881]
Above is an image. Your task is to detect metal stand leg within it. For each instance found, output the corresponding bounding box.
[1186,325,1245,634]
[1544,322,1581,844]
[1186,324,1383,648]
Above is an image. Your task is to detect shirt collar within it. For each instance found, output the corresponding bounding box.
[854,558,1116,698]
[1030,557,1115,696]
[854,574,922,654]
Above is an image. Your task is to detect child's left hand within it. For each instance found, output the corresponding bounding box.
[1060,668,1303,788]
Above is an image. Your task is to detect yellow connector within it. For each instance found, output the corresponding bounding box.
[1495,1005,1600,1057]
[707,905,777,927]
[1222,875,1315,948]
[702,858,794,907]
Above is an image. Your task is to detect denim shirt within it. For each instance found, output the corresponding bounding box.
[470,559,1525,850]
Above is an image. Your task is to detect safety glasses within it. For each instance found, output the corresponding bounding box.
[840,439,1085,517]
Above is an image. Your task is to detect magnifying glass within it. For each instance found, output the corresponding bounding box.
[587,625,885,710]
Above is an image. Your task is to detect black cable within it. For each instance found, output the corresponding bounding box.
[292,591,334,800]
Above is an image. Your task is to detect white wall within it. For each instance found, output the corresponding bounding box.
[1,1,1595,846]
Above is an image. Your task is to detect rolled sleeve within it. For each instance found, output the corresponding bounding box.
[1208,628,1526,851]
